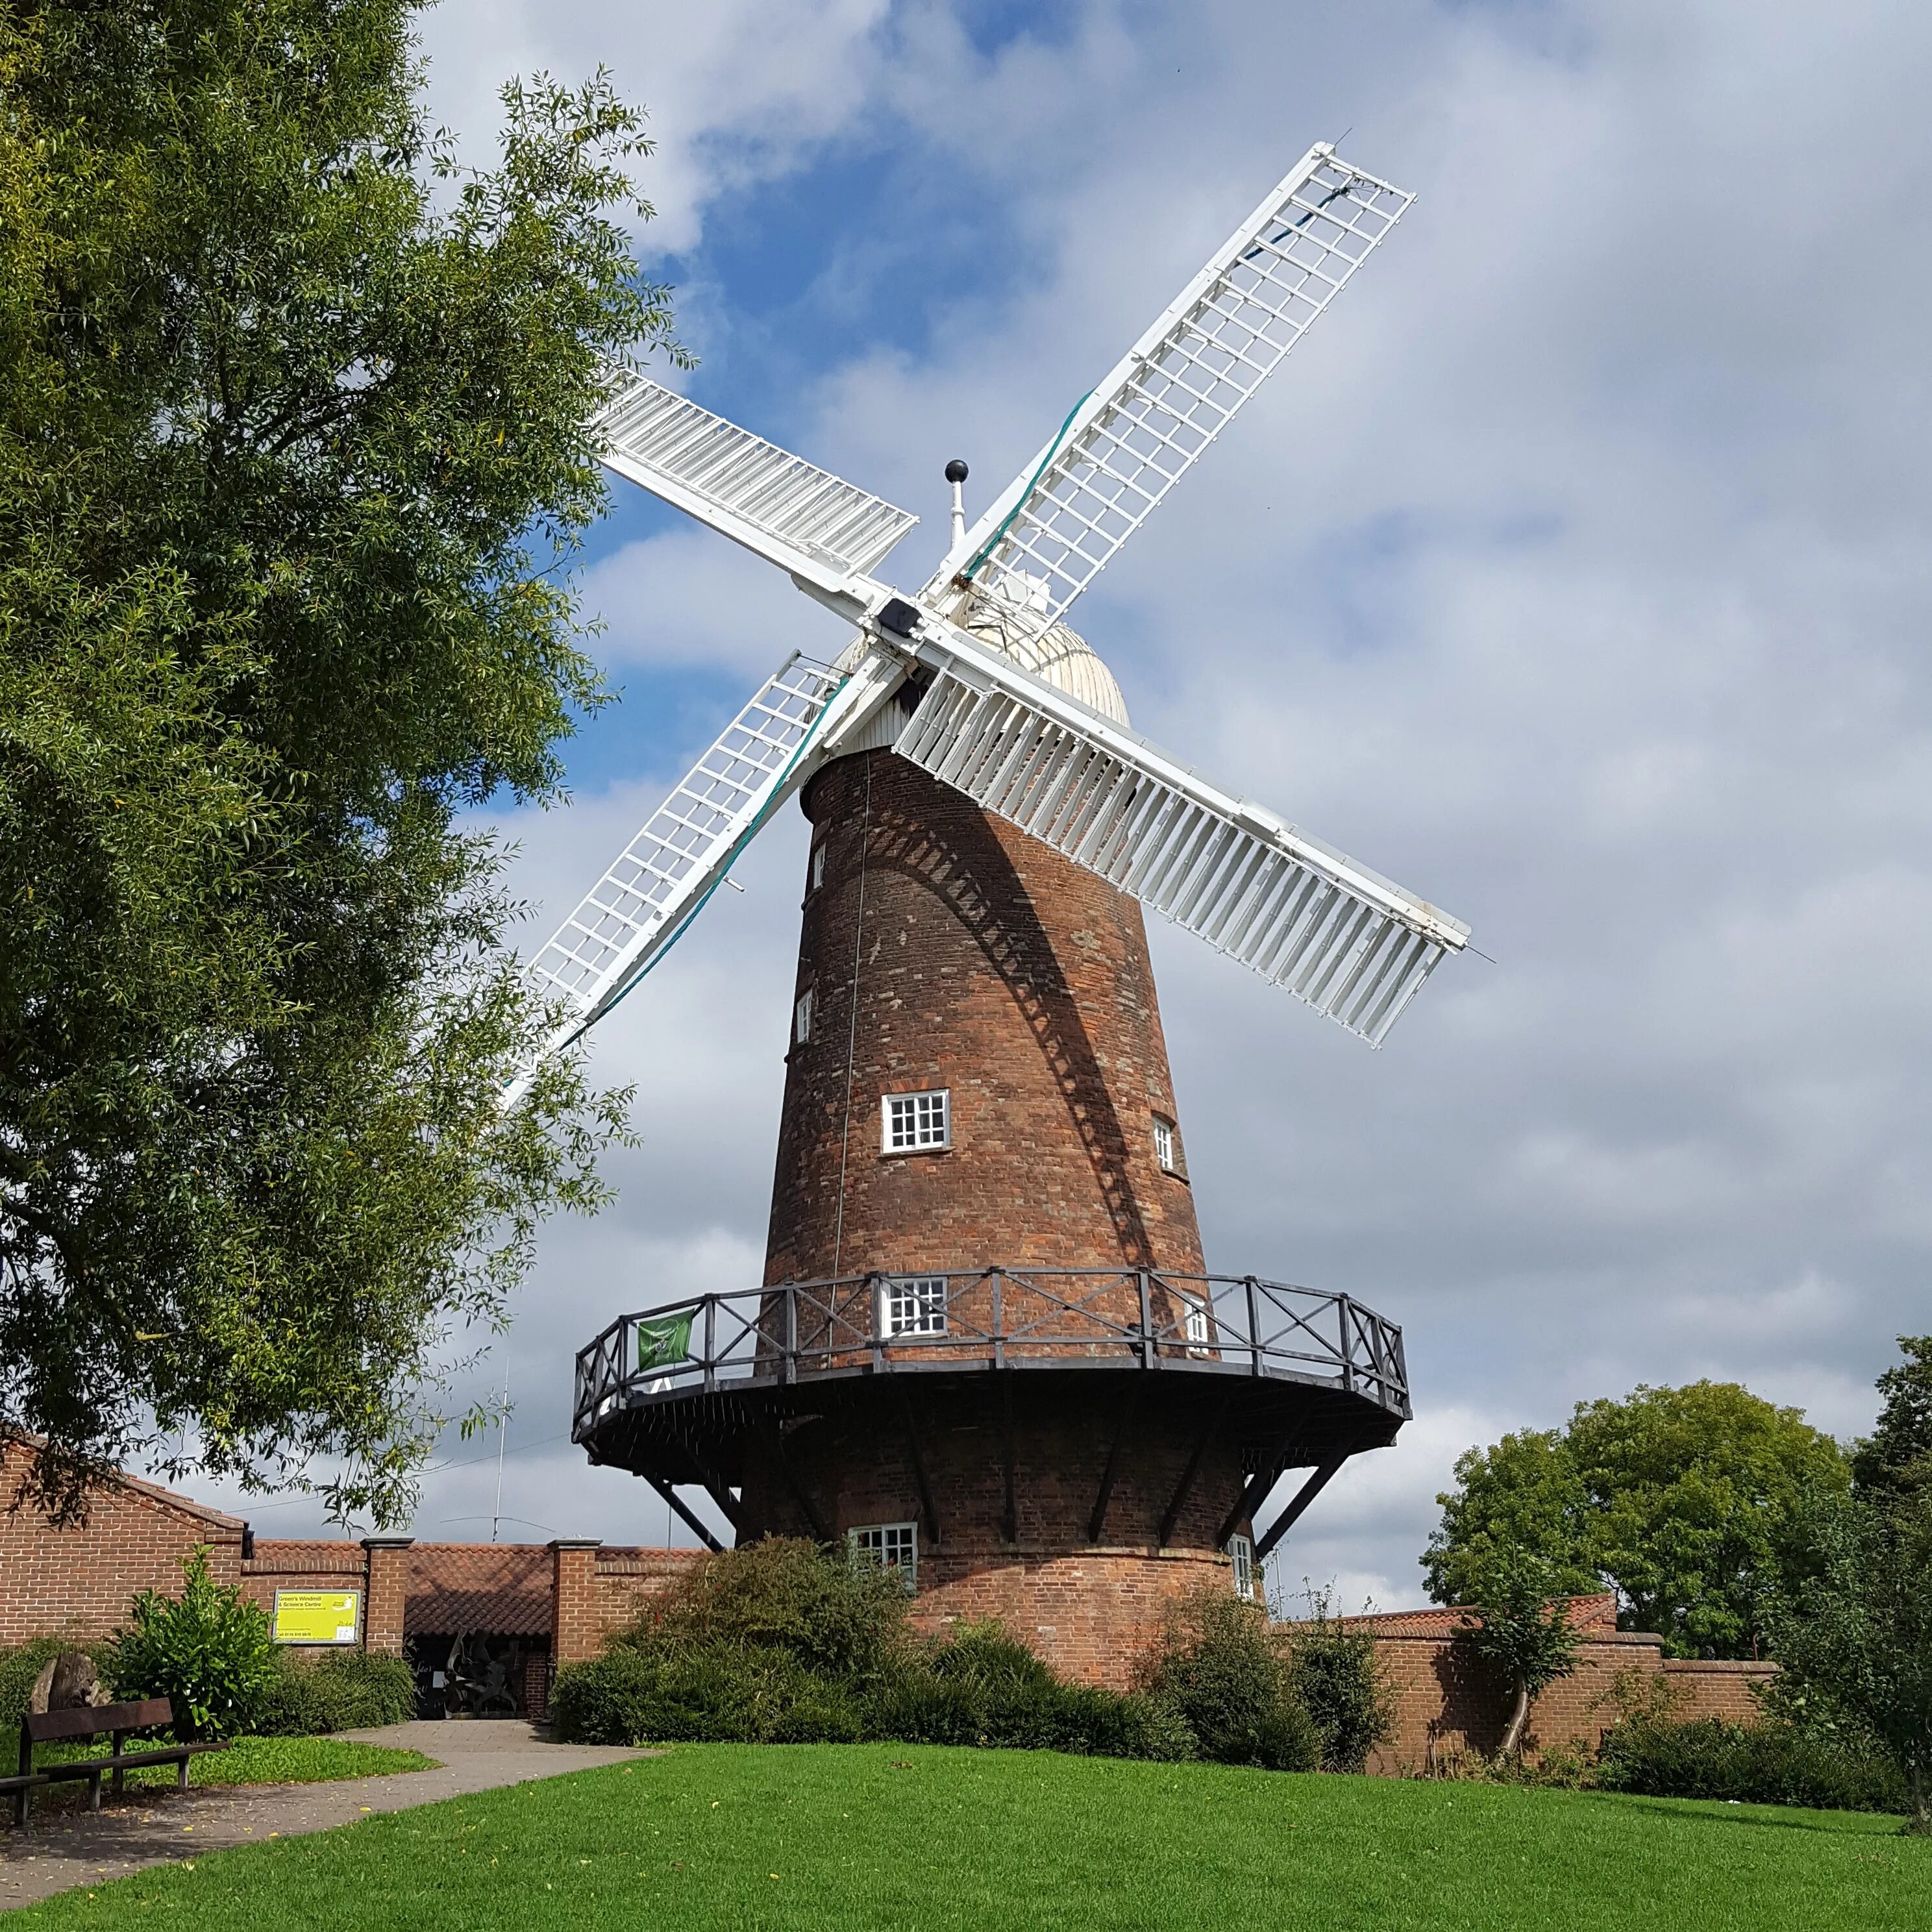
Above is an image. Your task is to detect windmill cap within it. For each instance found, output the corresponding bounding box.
[944,458,969,483]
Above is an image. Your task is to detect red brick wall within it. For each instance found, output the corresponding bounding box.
[362,1539,413,1656]
[591,1548,703,1641]
[768,750,1204,1283]
[1324,1598,1779,1772]
[0,1440,245,1644]
[550,1541,604,1665]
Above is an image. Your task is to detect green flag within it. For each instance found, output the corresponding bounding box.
[634,1311,694,1372]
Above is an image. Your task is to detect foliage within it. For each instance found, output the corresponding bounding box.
[0,1635,108,1731]
[110,1546,276,1739]
[1280,1589,1393,1772]
[1143,1591,1319,1772]
[611,1538,912,1683]
[29,1744,1932,1932]
[1464,1544,1583,1757]
[1596,1714,1907,1815]
[1770,1492,1932,1832]
[1426,1381,1850,1657]
[556,1546,1189,1761]
[254,1649,417,1735]
[1852,1337,1932,1507]
[0,0,671,1522]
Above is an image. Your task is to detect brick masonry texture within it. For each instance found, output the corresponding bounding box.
[767,750,1204,1283]
[1311,1596,1778,1772]
[738,751,1261,1684]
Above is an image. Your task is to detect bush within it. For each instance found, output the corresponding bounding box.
[112,1546,275,1739]
[1282,1597,1393,1774]
[554,1642,868,1746]
[615,1538,910,1682]
[1596,1715,1908,1814]
[255,1650,417,1735]
[0,1637,110,1731]
[553,1546,1192,1762]
[1145,1592,1319,1772]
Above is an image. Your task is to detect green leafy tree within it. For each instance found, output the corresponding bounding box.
[1425,1383,1849,1657]
[1423,1428,1599,1607]
[0,3,678,1520]
[1772,1496,1932,1834]
[1464,1544,1581,1757]
[114,1546,277,1739]
[1852,1337,1932,1507]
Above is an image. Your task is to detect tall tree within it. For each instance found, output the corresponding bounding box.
[1852,1337,1932,1506]
[1425,1383,1850,1657]
[0,2,678,1521]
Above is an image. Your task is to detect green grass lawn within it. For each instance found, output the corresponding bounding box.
[12,1743,1928,1930]
[29,1734,433,1803]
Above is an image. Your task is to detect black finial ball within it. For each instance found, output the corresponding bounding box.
[945,458,969,484]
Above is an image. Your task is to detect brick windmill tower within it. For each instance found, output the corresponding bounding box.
[527,146,1470,1681]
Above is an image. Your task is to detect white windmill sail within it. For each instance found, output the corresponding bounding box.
[501,141,1463,1103]
[932,145,1411,638]
[505,647,906,1106]
[595,370,919,595]
[896,621,1467,1045]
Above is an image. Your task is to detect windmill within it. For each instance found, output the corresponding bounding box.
[546,145,1467,1675]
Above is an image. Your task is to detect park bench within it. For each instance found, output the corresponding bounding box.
[4,1699,228,1826]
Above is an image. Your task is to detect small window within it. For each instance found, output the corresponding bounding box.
[882,1089,950,1153]
[1178,1292,1210,1350]
[794,989,813,1045]
[1153,1116,1180,1173]
[850,1521,918,1589]
[810,843,826,892]
[1228,1532,1256,1603]
[882,1275,947,1337]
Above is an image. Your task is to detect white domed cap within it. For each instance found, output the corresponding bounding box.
[958,584,1129,726]
[830,581,1128,756]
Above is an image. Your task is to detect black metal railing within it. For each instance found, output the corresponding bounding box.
[573,1268,1408,1439]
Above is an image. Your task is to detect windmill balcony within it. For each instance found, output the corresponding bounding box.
[573,1268,1410,1480]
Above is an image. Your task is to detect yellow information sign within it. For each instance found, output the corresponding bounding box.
[271,1589,362,1645]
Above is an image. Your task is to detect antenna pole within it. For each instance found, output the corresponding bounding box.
[945,458,969,554]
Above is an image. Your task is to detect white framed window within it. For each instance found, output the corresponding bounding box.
[1228,1532,1256,1603]
[882,1274,948,1337]
[1178,1291,1211,1350]
[1153,1116,1180,1172]
[882,1089,950,1153]
[810,843,826,891]
[794,988,813,1045]
[849,1521,918,1589]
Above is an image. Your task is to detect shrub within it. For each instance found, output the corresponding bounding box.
[255,1650,417,1735]
[112,1546,275,1739]
[0,1638,110,1731]
[1282,1596,1393,1774]
[1146,1592,1319,1772]
[554,1642,867,1746]
[1596,1715,1908,1814]
[616,1538,910,1682]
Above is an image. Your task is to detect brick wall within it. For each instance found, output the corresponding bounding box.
[0,1439,245,1644]
[769,750,1204,1283]
[1319,1597,1779,1772]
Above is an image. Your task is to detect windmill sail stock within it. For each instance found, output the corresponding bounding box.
[503,142,1461,1102]
[928,145,1413,638]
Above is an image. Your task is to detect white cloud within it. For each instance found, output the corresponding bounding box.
[190,1,1932,1589]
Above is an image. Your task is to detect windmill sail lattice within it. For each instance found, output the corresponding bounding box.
[510,142,1464,1100]
[897,641,1465,1045]
[514,655,850,1093]
[941,149,1412,637]
[597,372,919,589]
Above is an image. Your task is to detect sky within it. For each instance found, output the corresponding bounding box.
[189,0,1932,1612]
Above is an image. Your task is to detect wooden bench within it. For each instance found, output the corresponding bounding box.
[6,1700,229,1826]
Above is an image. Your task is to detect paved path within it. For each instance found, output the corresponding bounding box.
[0,1721,646,1912]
